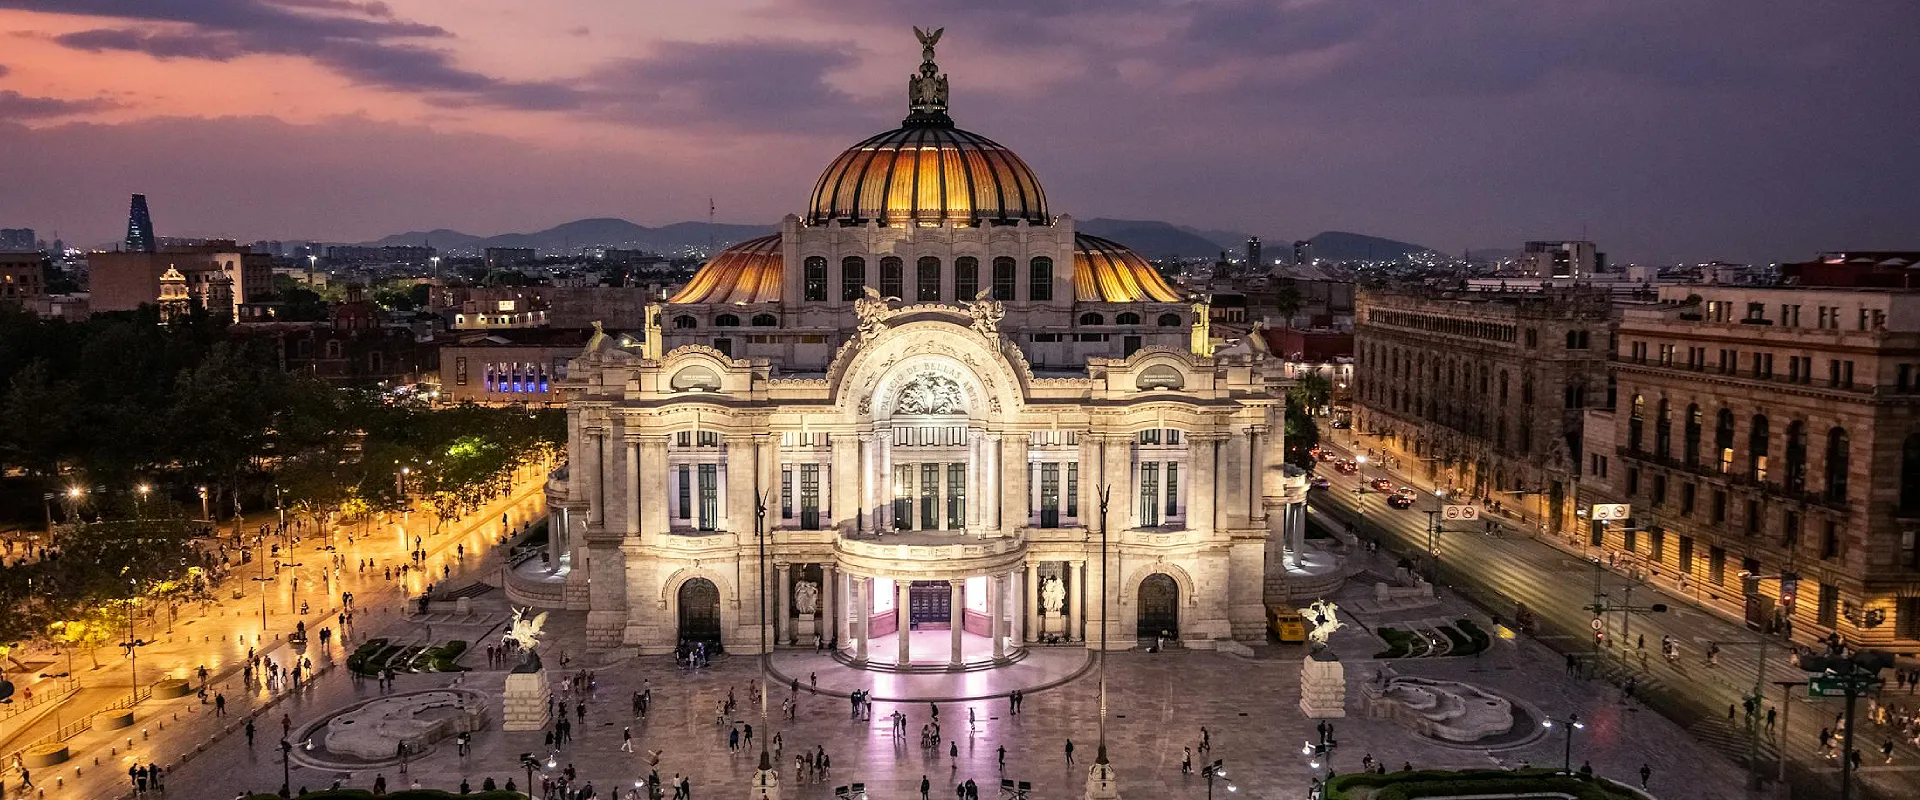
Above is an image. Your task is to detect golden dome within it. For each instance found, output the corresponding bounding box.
[1074,234,1183,303]
[667,233,783,304]
[807,126,1048,228]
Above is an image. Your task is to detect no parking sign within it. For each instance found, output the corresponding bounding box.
[1441,504,1480,521]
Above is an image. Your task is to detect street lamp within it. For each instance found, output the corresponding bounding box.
[1541,713,1584,774]
[124,577,141,705]
[1095,484,1112,768]
[199,486,210,523]
[1201,760,1234,800]
[136,484,150,518]
[1354,455,1369,494]
[279,738,294,798]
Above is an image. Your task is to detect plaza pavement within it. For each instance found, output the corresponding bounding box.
[157,555,1752,800]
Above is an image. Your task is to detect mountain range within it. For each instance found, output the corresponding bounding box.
[353,216,1436,263]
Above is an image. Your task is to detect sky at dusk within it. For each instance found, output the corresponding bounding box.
[1,0,1916,263]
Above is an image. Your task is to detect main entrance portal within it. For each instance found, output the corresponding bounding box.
[678,578,722,647]
[908,581,951,628]
[1138,573,1179,640]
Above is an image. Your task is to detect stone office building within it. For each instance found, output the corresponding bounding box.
[542,34,1312,666]
[1580,282,1920,648]
[1353,287,1616,530]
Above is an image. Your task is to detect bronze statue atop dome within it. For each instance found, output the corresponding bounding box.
[907,26,950,125]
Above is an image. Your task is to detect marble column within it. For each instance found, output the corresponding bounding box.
[1103,434,1132,531]
[1024,562,1040,642]
[1078,434,1101,526]
[1000,433,1029,532]
[832,434,859,533]
[1247,424,1268,524]
[991,573,1008,660]
[853,576,869,663]
[756,433,778,524]
[859,433,874,533]
[986,433,1002,530]
[774,563,791,647]
[896,579,913,664]
[1190,434,1217,535]
[948,578,966,666]
[966,431,984,531]
[585,431,603,527]
[877,430,894,531]
[624,439,640,538]
[823,563,839,646]
[1069,560,1087,643]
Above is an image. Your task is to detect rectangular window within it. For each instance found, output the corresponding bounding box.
[1066,462,1079,518]
[1588,520,1603,547]
[1651,529,1665,563]
[781,466,794,519]
[1679,536,1694,575]
[800,464,821,530]
[893,464,913,530]
[921,463,940,530]
[1029,257,1053,302]
[1651,474,1667,507]
[1040,462,1060,528]
[1900,364,1914,392]
[1745,499,1762,535]
[1680,482,1696,515]
[916,256,941,302]
[991,257,1016,301]
[455,356,468,385]
[954,257,978,299]
[1900,598,1920,641]
[1840,360,1854,388]
[697,463,718,531]
[946,462,965,529]
[1624,525,1638,554]
[880,257,904,299]
[677,464,691,520]
[1626,467,1640,497]
[1138,462,1160,527]
[1817,583,1839,627]
[1165,462,1180,518]
[1709,547,1726,585]
[1712,489,1728,523]
[841,257,866,301]
[1821,520,1839,560]
[803,257,827,302]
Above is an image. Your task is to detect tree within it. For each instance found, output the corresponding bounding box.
[47,611,114,669]
[1283,402,1320,471]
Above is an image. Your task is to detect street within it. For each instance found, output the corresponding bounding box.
[1309,425,1920,800]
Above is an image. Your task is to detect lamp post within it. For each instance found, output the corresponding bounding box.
[755,488,772,731]
[1201,760,1234,800]
[1095,484,1112,767]
[1541,713,1583,773]
[521,753,539,797]
[136,484,150,518]
[125,577,140,705]
[1354,455,1369,494]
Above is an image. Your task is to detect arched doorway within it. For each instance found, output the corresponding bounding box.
[1137,574,1179,640]
[678,578,722,649]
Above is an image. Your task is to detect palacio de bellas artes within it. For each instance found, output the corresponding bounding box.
[543,30,1317,667]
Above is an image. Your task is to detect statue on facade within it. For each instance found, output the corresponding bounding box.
[896,374,963,415]
[1041,576,1066,614]
[854,286,897,342]
[793,580,820,616]
[964,288,1005,339]
[908,27,949,116]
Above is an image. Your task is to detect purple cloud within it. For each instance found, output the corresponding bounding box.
[0,90,118,118]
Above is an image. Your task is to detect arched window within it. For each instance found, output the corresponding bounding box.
[840,256,866,301]
[1715,408,1736,472]
[714,314,740,327]
[1499,371,1509,403]
[1157,313,1181,327]
[1116,312,1141,326]
[1627,395,1645,452]
[1901,433,1920,513]
[673,315,697,329]
[802,256,827,302]
[916,256,941,302]
[1784,421,1807,492]
[880,257,904,298]
[1683,404,1702,467]
[750,313,777,327]
[1654,399,1672,458]
[1079,312,1105,326]
[954,256,979,299]
[991,257,1016,301]
[1029,257,1054,302]
[1748,414,1770,481]
[1824,427,1850,503]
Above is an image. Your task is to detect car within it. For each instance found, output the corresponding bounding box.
[1386,493,1416,509]
[1314,450,1333,462]
[1310,477,1331,490]
[1330,419,1351,429]
[1370,478,1395,492]
[1334,461,1358,475]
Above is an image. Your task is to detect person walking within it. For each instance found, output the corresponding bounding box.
[1182,746,1193,775]
[998,745,1006,771]
[622,727,634,752]
[1065,739,1075,765]
[1639,763,1651,789]
[920,775,931,800]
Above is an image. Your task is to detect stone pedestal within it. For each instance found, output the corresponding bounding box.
[501,667,552,731]
[455,596,472,615]
[794,613,818,641]
[1042,612,1065,636]
[1299,654,1347,719]
[1083,756,1122,800]
[748,751,781,800]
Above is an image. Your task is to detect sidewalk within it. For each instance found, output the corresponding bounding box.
[0,472,548,799]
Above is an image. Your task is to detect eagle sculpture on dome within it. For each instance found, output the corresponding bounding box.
[908,27,949,117]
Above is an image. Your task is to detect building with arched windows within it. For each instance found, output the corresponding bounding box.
[543,33,1313,665]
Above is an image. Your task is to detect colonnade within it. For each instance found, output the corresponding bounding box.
[835,569,1021,666]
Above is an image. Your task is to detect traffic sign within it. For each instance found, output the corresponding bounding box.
[1808,676,1883,697]
[1441,505,1480,521]
[1591,503,1632,521]
[1590,617,1603,631]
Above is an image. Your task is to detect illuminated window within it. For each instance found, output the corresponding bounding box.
[841,257,866,301]
[991,257,1016,301]
[917,256,941,302]
[803,256,827,301]
[954,257,979,298]
[1029,257,1053,302]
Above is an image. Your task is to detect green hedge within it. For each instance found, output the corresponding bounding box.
[346,638,391,675]
[1458,618,1492,654]
[246,790,526,800]
[415,640,469,672]
[1326,768,1642,800]
[1374,627,1414,659]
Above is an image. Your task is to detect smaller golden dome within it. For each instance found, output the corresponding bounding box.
[1074,234,1183,303]
[668,234,782,304]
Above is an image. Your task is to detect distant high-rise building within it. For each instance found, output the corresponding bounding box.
[1518,240,1603,279]
[1245,236,1263,270]
[124,194,156,253]
[485,247,537,270]
[0,228,36,251]
[1292,239,1313,266]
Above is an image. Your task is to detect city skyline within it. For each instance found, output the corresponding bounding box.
[0,1,1916,263]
